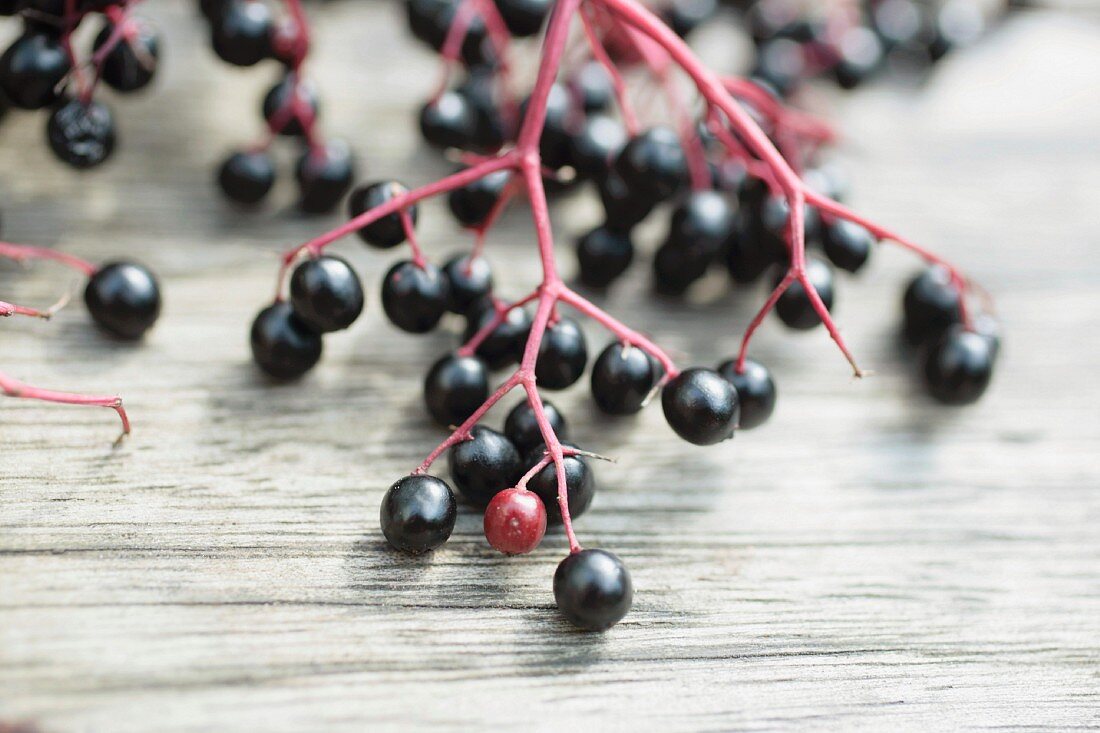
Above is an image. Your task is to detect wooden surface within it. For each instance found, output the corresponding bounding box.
[2,5,1099,732]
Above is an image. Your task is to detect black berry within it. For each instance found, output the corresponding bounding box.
[493,0,551,37]
[250,302,322,379]
[94,21,159,93]
[262,75,318,137]
[575,225,634,288]
[84,261,161,340]
[554,549,632,631]
[716,358,776,429]
[348,181,416,249]
[569,114,626,181]
[504,399,566,453]
[419,91,476,149]
[218,150,276,206]
[775,257,835,330]
[448,169,511,228]
[525,445,595,525]
[0,32,70,110]
[380,474,457,554]
[902,266,961,346]
[442,253,493,314]
[535,317,588,390]
[289,255,364,333]
[381,260,449,333]
[46,98,116,169]
[295,140,355,214]
[462,300,531,369]
[822,218,874,273]
[590,342,655,415]
[661,367,739,445]
[423,353,490,427]
[922,326,996,405]
[448,425,523,506]
[210,0,272,67]
[614,126,687,201]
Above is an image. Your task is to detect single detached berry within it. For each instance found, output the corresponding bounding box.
[218,150,276,206]
[590,342,656,416]
[380,474,457,554]
[661,368,739,445]
[614,126,687,201]
[381,260,450,333]
[462,301,531,369]
[419,90,476,149]
[554,549,633,631]
[423,353,490,427]
[84,261,161,340]
[903,266,961,345]
[483,488,547,555]
[448,425,523,507]
[46,98,117,169]
[442,253,493,314]
[289,255,364,333]
[0,31,71,110]
[295,140,355,214]
[504,399,567,453]
[575,226,634,288]
[716,357,776,429]
[250,302,322,379]
[535,317,588,390]
[526,445,595,525]
[94,21,159,93]
[775,257,836,330]
[922,326,997,405]
[448,169,512,228]
[210,0,273,67]
[822,218,875,273]
[262,76,318,137]
[348,180,416,249]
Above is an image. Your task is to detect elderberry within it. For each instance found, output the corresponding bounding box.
[661,368,739,445]
[652,240,710,296]
[419,91,476,149]
[535,317,588,390]
[250,302,322,379]
[504,399,567,453]
[348,181,416,249]
[0,31,71,110]
[295,140,355,214]
[423,353,490,426]
[902,266,961,345]
[774,257,835,330]
[94,21,159,93]
[483,488,546,555]
[922,326,996,405]
[442,253,493,314]
[448,169,511,228]
[84,261,161,340]
[262,76,318,137]
[716,357,776,429]
[380,474,457,554]
[554,549,632,631]
[381,260,450,334]
[590,342,656,416]
[525,444,595,525]
[575,225,634,288]
[210,0,273,67]
[448,425,523,507]
[218,150,276,206]
[462,300,531,369]
[614,127,687,201]
[598,171,659,232]
[288,255,364,333]
[494,0,551,37]
[46,98,117,169]
[822,218,875,273]
[568,114,627,181]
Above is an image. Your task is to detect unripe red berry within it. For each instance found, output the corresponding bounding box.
[483,488,547,555]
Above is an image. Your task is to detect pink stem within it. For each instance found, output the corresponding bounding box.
[579,5,640,135]
[456,289,540,357]
[0,242,97,277]
[0,369,130,443]
[734,272,795,372]
[400,210,427,268]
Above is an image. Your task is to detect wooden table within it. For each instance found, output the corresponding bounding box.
[2,4,1098,731]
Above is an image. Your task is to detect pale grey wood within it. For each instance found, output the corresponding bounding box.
[1,5,1099,732]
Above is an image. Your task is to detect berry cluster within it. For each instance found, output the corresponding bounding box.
[201,0,355,213]
[252,0,998,630]
[0,224,161,442]
[0,0,160,169]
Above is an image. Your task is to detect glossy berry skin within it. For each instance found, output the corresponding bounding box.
[419,91,476,149]
[250,302,322,380]
[613,127,687,201]
[448,425,522,507]
[94,21,159,93]
[0,32,71,110]
[218,150,275,206]
[598,172,659,233]
[575,225,634,288]
[442,253,492,314]
[423,354,490,427]
[554,549,633,631]
[210,0,272,67]
[493,0,550,37]
[348,181,416,249]
[902,266,961,345]
[455,70,505,152]
[379,475,457,555]
[652,240,710,296]
[591,342,655,416]
[288,255,364,333]
[462,301,531,369]
[483,488,546,555]
[526,446,595,525]
[448,169,511,228]
[295,140,355,214]
[922,326,997,405]
[661,368,739,445]
[504,399,567,453]
[535,317,588,390]
[822,219,875,274]
[569,114,626,181]
[716,358,776,429]
[667,190,736,252]
[47,98,116,169]
[775,258,836,331]
[381,260,449,334]
[84,261,161,340]
[570,61,613,112]
[262,76,318,137]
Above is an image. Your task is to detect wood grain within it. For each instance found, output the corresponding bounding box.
[1,5,1098,732]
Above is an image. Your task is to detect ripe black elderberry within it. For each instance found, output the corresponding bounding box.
[94,21,159,93]
[381,260,450,333]
[46,98,116,169]
[575,225,634,288]
[661,368,739,445]
[521,83,572,170]
[668,190,736,249]
[250,302,322,380]
[448,169,512,228]
[442,253,492,314]
[84,261,161,340]
[570,61,613,113]
[348,181,416,249]
[590,342,655,416]
[822,218,875,273]
[902,266,961,345]
[419,91,476,149]
[0,31,71,110]
[716,358,776,429]
[218,150,276,205]
[262,76,318,137]
[664,0,718,37]
[554,549,632,631]
[380,474,457,554]
[295,140,355,214]
[288,255,364,333]
[525,444,595,524]
[614,126,687,201]
[462,300,531,369]
[504,399,567,453]
[535,317,588,390]
[598,171,659,232]
[922,326,996,405]
[423,353,490,427]
[652,240,710,296]
[774,257,835,330]
[455,70,505,151]
[568,114,626,180]
[448,425,523,506]
[210,0,273,67]
[494,0,551,37]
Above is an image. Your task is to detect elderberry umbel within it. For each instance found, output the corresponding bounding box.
[252,0,1000,631]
